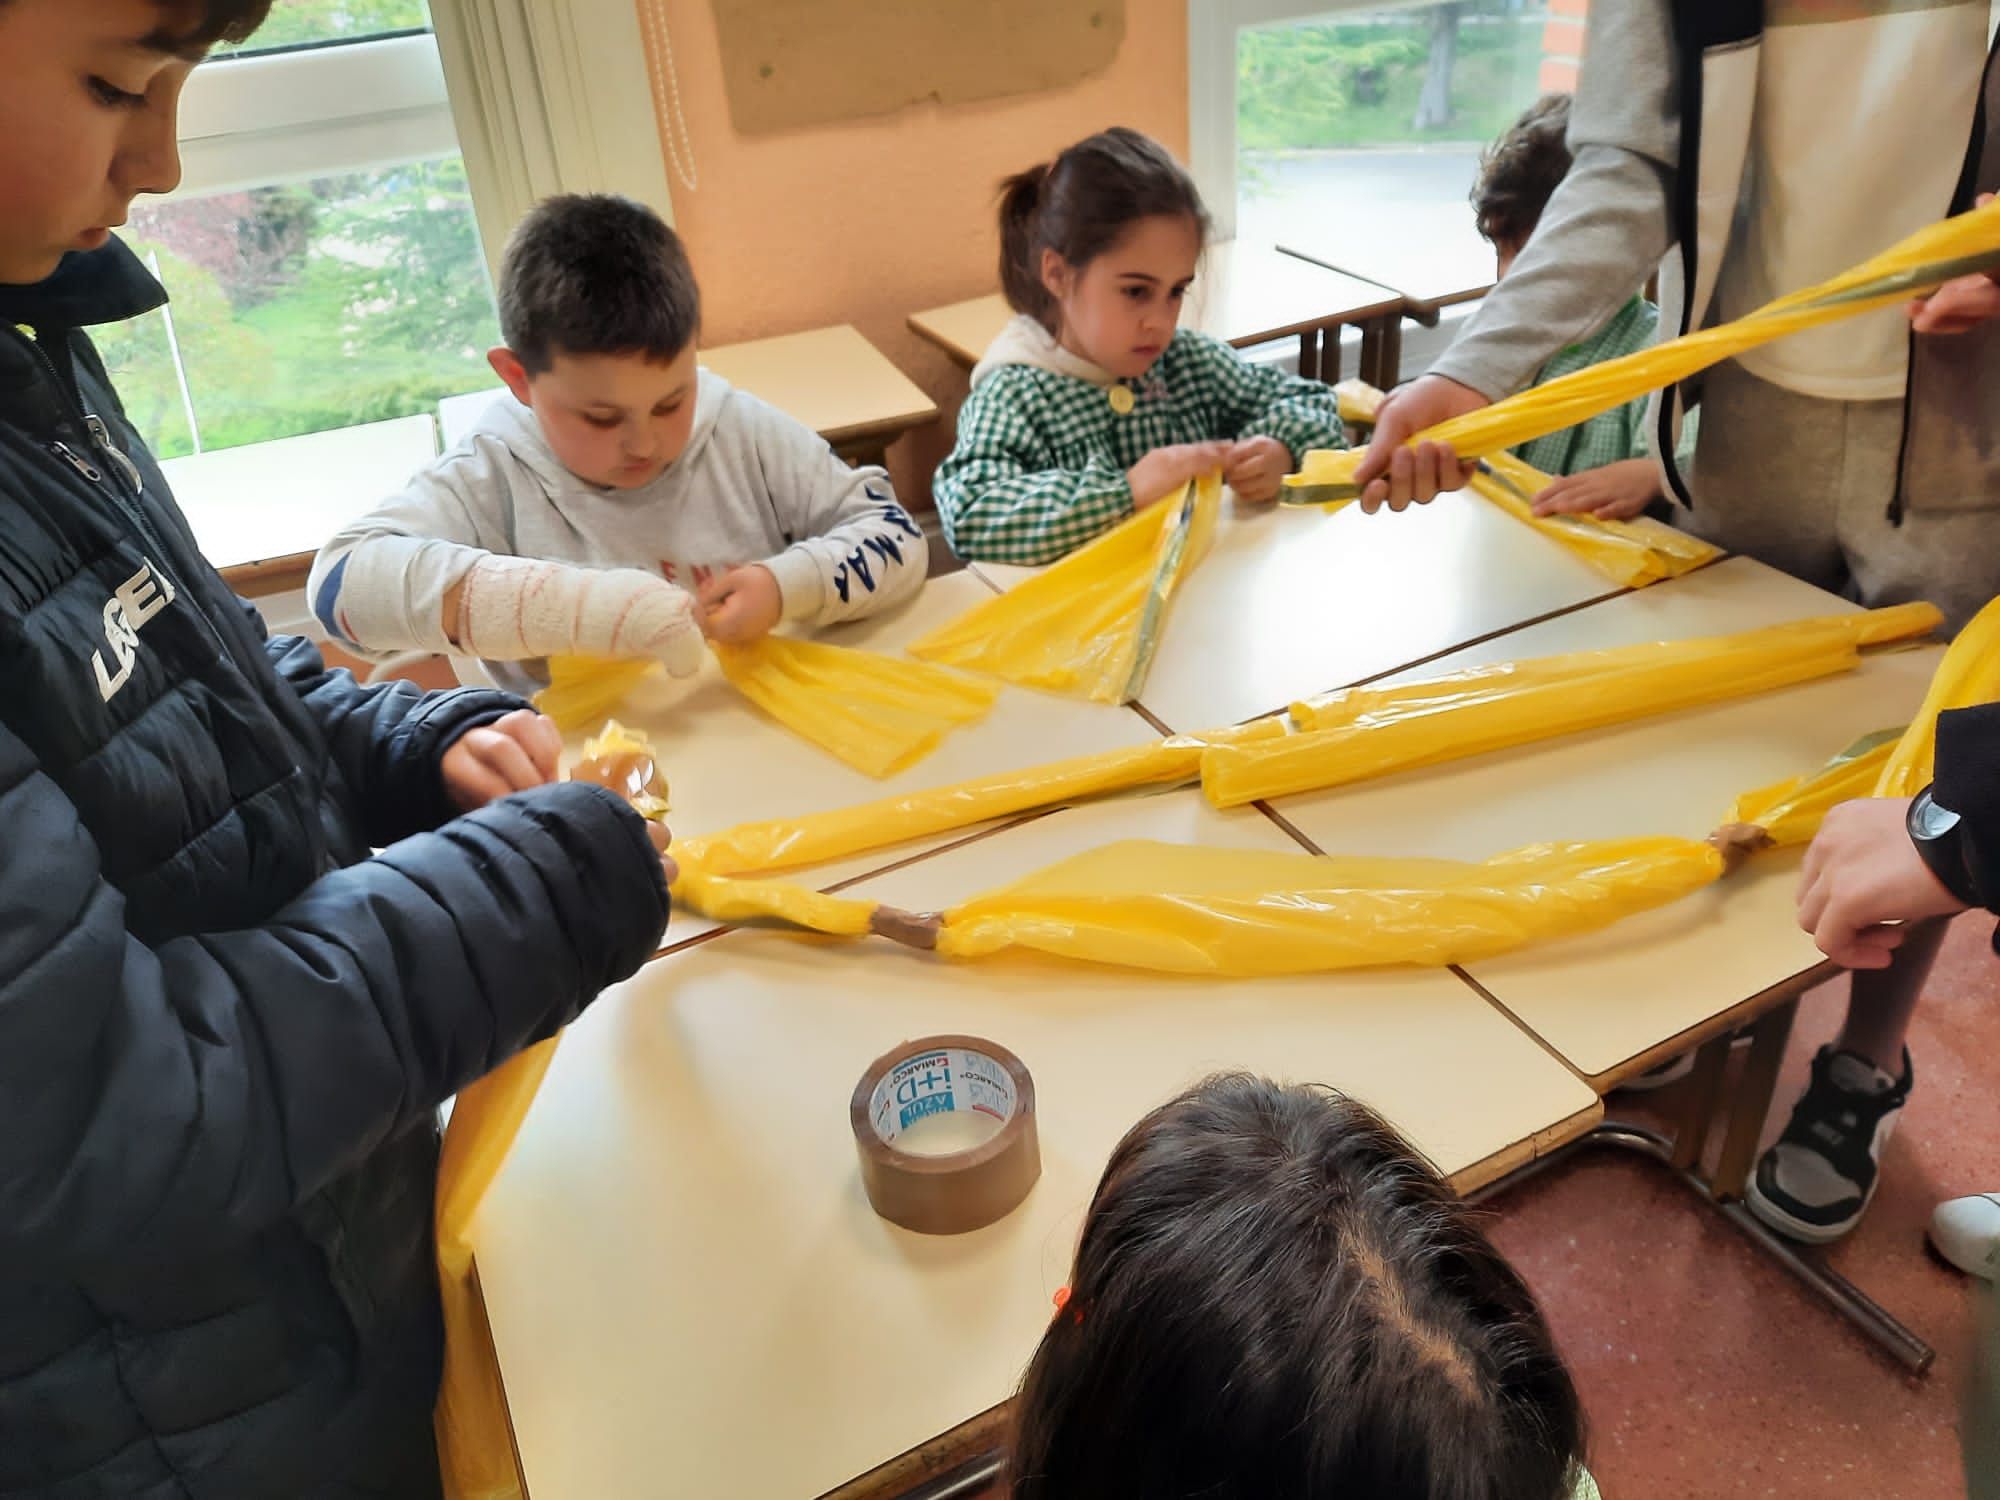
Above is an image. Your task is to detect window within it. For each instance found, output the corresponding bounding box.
[103,0,676,462]
[102,2,498,459]
[1193,1,1582,305]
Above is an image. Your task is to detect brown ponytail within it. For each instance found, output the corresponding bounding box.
[994,128,1209,332]
[998,162,1054,326]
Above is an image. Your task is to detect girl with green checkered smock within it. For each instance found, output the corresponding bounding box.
[933,128,1347,566]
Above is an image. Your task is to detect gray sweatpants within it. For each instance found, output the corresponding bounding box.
[1684,360,2000,633]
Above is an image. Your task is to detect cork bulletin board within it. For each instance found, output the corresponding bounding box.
[710,0,1127,136]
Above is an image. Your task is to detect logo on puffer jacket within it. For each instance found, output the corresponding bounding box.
[91,559,176,702]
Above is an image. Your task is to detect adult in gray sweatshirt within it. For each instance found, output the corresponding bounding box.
[1352,0,2000,1257]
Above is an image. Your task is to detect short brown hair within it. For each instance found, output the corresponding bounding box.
[1471,93,1573,250]
[0,0,273,50]
[153,0,273,50]
[498,194,701,375]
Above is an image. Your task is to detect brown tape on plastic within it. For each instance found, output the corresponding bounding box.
[850,1035,1041,1235]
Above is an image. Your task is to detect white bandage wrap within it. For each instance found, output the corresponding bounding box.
[457,558,705,677]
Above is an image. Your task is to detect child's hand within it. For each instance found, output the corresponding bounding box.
[698,564,783,646]
[1128,441,1230,509]
[1530,459,1661,521]
[1223,436,1292,504]
[1797,797,1968,969]
[646,819,680,888]
[442,708,562,812]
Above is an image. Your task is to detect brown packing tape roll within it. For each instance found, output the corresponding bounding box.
[851,1035,1041,1235]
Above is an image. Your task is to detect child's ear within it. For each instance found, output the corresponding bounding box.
[488,347,534,405]
[1039,248,1073,304]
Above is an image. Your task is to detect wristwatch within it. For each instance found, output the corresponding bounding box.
[1907,786,1981,906]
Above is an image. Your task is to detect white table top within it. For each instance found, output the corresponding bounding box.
[476,790,1601,1499]
[980,489,1622,733]
[164,414,438,576]
[1266,557,1945,1084]
[438,325,938,450]
[908,242,1404,368]
[1278,226,1495,310]
[573,570,1161,934]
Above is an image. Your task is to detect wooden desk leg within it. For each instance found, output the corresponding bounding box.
[1669,1032,1735,1172]
[1710,995,1800,1201]
[1358,317,1403,389]
[1318,324,1341,385]
[1294,330,1318,383]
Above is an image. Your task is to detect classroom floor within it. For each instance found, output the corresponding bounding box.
[1485,911,2000,1500]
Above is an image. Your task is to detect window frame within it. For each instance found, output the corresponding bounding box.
[1187,1,1384,242]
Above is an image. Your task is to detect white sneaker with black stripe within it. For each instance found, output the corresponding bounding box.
[1745,1046,1912,1245]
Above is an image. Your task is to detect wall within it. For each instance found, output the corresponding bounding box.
[636,0,1190,509]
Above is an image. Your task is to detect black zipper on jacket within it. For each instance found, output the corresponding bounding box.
[10,323,177,564]
[7,323,239,669]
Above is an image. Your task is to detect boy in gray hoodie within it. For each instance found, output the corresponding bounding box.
[309,194,927,697]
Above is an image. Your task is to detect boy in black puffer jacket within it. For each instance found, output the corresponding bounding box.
[0,2,676,1494]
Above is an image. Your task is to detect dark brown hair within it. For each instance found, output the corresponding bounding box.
[0,0,273,49]
[1009,1074,1586,1500]
[998,127,1208,329]
[497,193,701,374]
[1471,93,1573,251]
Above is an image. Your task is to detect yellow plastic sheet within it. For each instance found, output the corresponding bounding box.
[538,636,998,779]
[1726,732,1903,849]
[713,635,997,779]
[535,654,655,734]
[930,837,1725,973]
[434,1037,558,1500]
[678,715,1287,879]
[1202,604,1942,809]
[1470,451,1722,589]
[672,857,878,935]
[667,705,1939,977]
[909,475,1221,702]
[1877,592,2000,795]
[1287,202,2000,495]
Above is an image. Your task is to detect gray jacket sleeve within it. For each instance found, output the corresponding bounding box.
[1431,0,1683,400]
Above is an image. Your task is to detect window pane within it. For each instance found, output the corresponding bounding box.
[100,156,498,459]
[1236,3,1570,289]
[217,0,433,55]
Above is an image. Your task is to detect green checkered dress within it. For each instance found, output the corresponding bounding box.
[934,328,1348,565]
[1513,295,1660,477]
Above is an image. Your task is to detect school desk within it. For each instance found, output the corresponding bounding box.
[472,790,1602,1500]
[436,324,939,468]
[170,412,440,600]
[975,488,1623,735]
[1249,555,1945,1372]
[1278,222,1496,326]
[907,240,1409,384]
[559,567,1163,943]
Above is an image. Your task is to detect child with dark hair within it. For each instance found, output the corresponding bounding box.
[0,3,675,1493]
[1011,1074,1597,1500]
[933,127,1347,565]
[311,193,927,693]
[1471,93,1682,522]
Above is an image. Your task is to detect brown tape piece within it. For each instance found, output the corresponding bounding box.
[850,1035,1040,1236]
